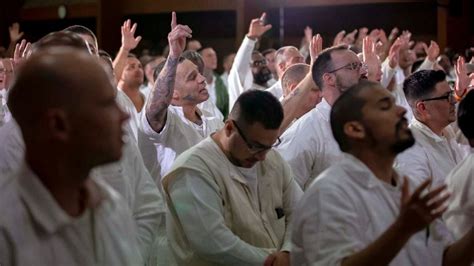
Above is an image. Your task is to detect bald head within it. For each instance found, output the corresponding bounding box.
[281,63,310,97]
[9,47,112,136]
[275,46,305,78]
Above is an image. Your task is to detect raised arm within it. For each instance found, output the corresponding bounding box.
[112,20,142,83]
[145,12,191,133]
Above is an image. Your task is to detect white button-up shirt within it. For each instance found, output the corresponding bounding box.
[291,154,453,266]
[0,164,142,266]
[138,105,223,184]
[444,152,474,240]
[116,89,140,142]
[277,98,343,189]
[395,119,467,187]
[0,119,165,262]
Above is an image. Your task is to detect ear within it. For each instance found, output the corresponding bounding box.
[224,120,233,137]
[44,109,70,142]
[415,101,428,119]
[278,62,286,72]
[343,121,365,141]
[172,90,180,102]
[322,72,336,87]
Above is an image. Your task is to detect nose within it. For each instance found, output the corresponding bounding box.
[396,104,407,117]
[253,149,269,161]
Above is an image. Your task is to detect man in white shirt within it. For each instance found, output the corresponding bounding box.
[265,46,305,99]
[162,90,302,265]
[396,70,467,187]
[277,44,366,189]
[138,12,223,184]
[0,48,142,265]
[444,90,474,239]
[227,13,273,111]
[292,79,474,266]
[118,54,146,113]
[220,52,235,88]
[0,31,165,264]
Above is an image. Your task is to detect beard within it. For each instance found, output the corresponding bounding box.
[254,68,272,86]
[390,118,415,154]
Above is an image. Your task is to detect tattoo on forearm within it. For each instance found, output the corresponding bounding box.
[146,56,179,131]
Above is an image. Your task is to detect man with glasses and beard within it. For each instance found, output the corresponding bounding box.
[162,90,302,266]
[277,45,367,190]
[395,70,468,188]
[292,80,474,266]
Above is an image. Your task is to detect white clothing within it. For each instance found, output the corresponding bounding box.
[162,137,302,265]
[207,76,217,105]
[198,98,224,121]
[0,164,142,266]
[138,105,223,184]
[0,119,165,262]
[381,58,436,122]
[265,81,283,100]
[116,89,140,142]
[228,36,269,112]
[395,119,467,187]
[277,98,343,189]
[140,83,152,100]
[291,154,453,266]
[0,90,11,127]
[444,153,474,240]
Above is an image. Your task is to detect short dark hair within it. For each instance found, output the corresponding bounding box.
[312,45,348,89]
[458,90,474,140]
[262,48,276,57]
[63,25,97,45]
[330,80,376,152]
[31,31,89,54]
[403,70,446,103]
[229,90,283,130]
[181,50,204,74]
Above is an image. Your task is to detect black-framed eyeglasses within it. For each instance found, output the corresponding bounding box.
[420,91,456,104]
[232,120,281,154]
[328,62,366,73]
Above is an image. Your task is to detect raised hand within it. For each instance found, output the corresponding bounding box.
[247,13,272,40]
[13,39,31,67]
[309,34,323,63]
[9,23,24,44]
[342,29,358,45]
[355,27,369,48]
[304,26,313,46]
[121,19,142,52]
[333,30,346,46]
[363,36,381,81]
[388,27,399,43]
[395,177,450,236]
[454,56,474,98]
[168,12,192,58]
[388,37,403,68]
[423,40,440,62]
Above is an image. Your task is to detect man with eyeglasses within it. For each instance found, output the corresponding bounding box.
[277,44,367,190]
[162,90,302,266]
[395,70,468,187]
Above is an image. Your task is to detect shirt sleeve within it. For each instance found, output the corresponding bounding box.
[168,169,272,265]
[381,59,397,89]
[291,180,366,266]
[416,58,435,72]
[394,144,431,187]
[140,105,173,137]
[0,229,14,266]
[227,36,257,112]
[280,163,303,252]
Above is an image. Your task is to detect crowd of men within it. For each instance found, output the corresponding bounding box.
[0,10,473,266]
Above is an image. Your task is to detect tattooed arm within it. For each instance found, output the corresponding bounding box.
[145,12,192,133]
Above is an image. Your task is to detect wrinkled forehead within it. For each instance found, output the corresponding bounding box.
[126,57,141,66]
[177,59,198,77]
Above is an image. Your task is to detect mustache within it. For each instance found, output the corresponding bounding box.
[395,117,408,131]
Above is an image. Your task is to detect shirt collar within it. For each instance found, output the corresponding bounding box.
[17,163,106,234]
[410,118,446,143]
[341,153,400,189]
[317,98,332,122]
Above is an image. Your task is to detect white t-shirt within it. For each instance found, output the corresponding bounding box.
[138,105,223,184]
[265,81,283,100]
